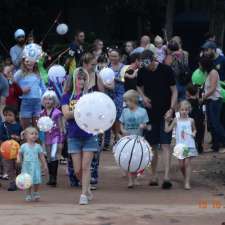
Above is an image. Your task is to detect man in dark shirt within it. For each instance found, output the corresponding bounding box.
[137,50,177,189]
[66,30,85,74]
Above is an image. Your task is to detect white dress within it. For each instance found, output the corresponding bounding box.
[175,118,198,158]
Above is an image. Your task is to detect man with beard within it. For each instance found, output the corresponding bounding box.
[10,29,26,69]
[202,41,225,144]
[66,30,85,75]
[202,41,225,81]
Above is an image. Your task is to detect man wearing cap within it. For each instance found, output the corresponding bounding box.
[137,49,177,189]
[10,29,26,69]
[202,41,225,81]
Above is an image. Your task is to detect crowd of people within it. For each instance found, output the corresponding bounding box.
[0,28,225,205]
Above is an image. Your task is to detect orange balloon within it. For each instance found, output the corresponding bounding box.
[0,140,20,160]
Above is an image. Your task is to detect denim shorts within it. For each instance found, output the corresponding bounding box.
[20,98,41,118]
[67,136,99,154]
[144,120,172,146]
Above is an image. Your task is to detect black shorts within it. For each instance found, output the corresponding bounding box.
[144,120,172,146]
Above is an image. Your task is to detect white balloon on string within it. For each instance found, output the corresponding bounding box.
[56,23,69,35]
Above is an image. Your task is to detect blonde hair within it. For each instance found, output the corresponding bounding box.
[154,35,163,44]
[178,100,192,112]
[41,90,59,107]
[21,126,38,140]
[123,89,139,104]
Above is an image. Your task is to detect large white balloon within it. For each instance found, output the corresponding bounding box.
[99,68,115,85]
[56,23,69,35]
[74,92,116,134]
[173,144,189,159]
[16,173,32,190]
[37,116,54,132]
[48,65,66,83]
[114,135,153,173]
[23,43,43,62]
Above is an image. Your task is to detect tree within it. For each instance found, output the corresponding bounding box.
[209,0,225,48]
[165,0,175,40]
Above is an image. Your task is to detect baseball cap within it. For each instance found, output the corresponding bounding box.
[201,41,217,50]
[14,29,25,39]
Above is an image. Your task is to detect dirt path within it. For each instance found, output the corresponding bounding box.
[0,151,225,225]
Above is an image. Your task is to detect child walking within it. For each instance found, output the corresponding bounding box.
[40,90,64,187]
[17,127,47,201]
[119,90,149,188]
[0,106,22,191]
[165,100,198,190]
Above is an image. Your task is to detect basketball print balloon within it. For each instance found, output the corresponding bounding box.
[113,135,153,173]
[0,140,20,160]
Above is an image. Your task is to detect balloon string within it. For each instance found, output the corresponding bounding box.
[40,11,62,44]
[47,48,70,69]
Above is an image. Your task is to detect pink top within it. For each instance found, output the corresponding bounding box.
[40,108,64,145]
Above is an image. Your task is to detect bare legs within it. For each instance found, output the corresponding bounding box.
[71,152,94,196]
[179,158,192,190]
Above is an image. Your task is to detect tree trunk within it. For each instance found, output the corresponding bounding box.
[165,0,175,40]
[209,0,225,48]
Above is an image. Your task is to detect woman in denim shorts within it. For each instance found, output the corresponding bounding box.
[14,59,46,129]
[62,61,99,205]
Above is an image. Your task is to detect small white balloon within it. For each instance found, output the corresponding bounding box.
[173,144,189,159]
[16,173,32,190]
[56,23,69,35]
[114,135,153,173]
[48,65,66,83]
[74,92,116,134]
[99,68,115,85]
[37,116,54,132]
[23,43,43,62]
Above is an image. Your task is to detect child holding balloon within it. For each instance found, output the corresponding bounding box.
[40,90,64,187]
[119,90,149,188]
[17,127,47,201]
[165,100,198,190]
[0,106,22,191]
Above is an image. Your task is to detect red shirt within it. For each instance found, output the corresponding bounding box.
[5,82,22,108]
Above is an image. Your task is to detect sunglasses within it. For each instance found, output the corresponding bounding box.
[140,58,152,68]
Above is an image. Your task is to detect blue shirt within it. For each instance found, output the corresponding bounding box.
[10,44,23,69]
[14,70,46,99]
[120,107,149,136]
[214,55,225,81]
[0,122,22,141]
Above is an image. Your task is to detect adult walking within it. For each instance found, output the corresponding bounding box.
[137,50,177,189]
[200,56,225,152]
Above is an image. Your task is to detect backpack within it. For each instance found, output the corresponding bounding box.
[171,52,190,85]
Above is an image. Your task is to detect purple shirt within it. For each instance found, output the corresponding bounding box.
[61,92,92,138]
[40,108,63,144]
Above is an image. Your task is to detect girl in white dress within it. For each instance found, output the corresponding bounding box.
[165,100,198,190]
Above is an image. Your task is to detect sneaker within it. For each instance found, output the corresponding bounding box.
[79,194,88,205]
[87,189,93,201]
[90,185,97,190]
[162,180,173,189]
[8,182,17,191]
[32,192,41,201]
[2,174,9,180]
[25,195,32,202]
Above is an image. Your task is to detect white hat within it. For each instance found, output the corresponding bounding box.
[14,29,25,39]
